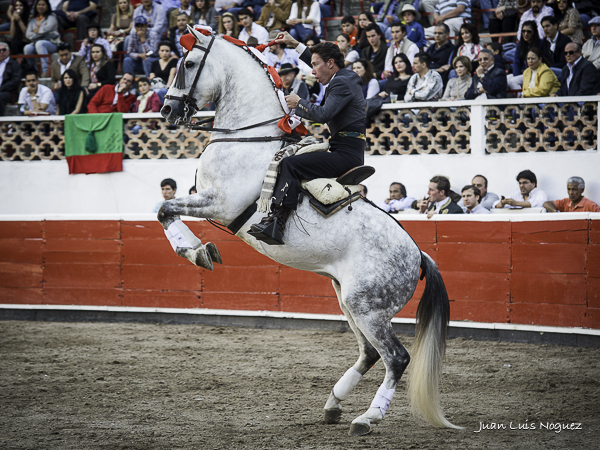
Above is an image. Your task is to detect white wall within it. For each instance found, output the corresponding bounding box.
[1,150,599,215]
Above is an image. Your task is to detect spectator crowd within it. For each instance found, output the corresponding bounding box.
[0,0,599,118]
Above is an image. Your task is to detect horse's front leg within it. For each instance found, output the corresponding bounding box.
[157,189,223,270]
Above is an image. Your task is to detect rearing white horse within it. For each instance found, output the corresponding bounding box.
[159,27,461,435]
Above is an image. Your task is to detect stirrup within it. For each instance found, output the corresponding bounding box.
[248,217,285,245]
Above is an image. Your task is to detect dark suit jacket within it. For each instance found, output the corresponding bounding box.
[50,54,91,88]
[541,32,572,69]
[295,48,366,137]
[361,44,387,79]
[557,57,600,96]
[427,197,464,214]
[0,58,22,97]
[472,65,507,99]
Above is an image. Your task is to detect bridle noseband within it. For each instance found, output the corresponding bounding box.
[164,33,216,122]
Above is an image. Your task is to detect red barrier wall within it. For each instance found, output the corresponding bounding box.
[0,218,598,329]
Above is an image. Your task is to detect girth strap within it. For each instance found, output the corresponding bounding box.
[227,201,259,235]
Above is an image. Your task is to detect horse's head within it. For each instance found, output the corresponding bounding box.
[161,26,221,125]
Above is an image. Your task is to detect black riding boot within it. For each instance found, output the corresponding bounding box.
[248,205,292,245]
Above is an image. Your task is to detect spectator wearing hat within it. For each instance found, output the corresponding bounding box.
[238,7,269,45]
[79,23,113,63]
[124,15,159,77]
[279,63,309,100]
[132,0,168,40]
[401,4,425,49]
[0,42,22,116]
[56,0,98,40]
[544,177,600,213]
[582,16,600,71]
[51,42,90,91]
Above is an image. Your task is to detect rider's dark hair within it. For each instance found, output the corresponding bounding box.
[310,42,345,69]
[161,178,177,190]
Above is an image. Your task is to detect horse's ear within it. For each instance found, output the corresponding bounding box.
[187,25,205,42]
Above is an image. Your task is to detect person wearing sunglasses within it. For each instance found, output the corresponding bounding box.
[552,42,600,97]
[516,0,554,41]
[0,42,22,116]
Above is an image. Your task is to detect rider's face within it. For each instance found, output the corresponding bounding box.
[311,54,336,85]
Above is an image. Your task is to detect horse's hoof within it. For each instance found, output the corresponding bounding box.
[195,247,214,271]
[324,408,342,424]
[206,242,223,264]
[348,422,371,436]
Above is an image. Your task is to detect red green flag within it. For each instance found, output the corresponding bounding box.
[64,113,124,174]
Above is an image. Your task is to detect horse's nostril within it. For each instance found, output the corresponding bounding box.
[161,105,172,118]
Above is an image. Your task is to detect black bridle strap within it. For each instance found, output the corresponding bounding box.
[188,116,282,133]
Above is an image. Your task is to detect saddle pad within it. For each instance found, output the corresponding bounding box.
[301,178,360,205]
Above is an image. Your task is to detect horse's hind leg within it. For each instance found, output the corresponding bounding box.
[157,191,223,270]
[323,281,381,424]
[346,312,410,436]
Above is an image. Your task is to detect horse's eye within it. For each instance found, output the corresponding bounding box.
[185,61,195,69]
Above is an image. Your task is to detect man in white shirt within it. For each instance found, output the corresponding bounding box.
[404,52,443,102]
[18,72,57,116]
[461,185,491,214]
[380,182,416,213]
[238,8,269,45]
[494,169,548,209]
[383,22,418,77]
[516,0,554,41]
[582,16,600,71]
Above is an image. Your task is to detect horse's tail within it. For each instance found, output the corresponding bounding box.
[407,252,462,429]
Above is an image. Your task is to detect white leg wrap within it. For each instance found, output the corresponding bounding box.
[332,367,363,401]
[164,220,202,252]
[370,384,395,417]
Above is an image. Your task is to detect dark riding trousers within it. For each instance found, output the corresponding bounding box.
[273,47,367,210]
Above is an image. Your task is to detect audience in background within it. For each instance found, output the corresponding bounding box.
[79,23,113,63]
[340,15,358,46]
[379,53,412,100]
[170,0,192,28]
[124,16,159,77]
[424,0,472,41]
[417,175,464,218]
[426,24,454,85]
[401,5,425,48]
[7,0,30,57]
[108,0,134,53]
[238,7,269,44]
[473,48,507,99]
[149,42,178,102]
[361,23,387,79]
[540,15,570,80]
[25,0,60,77]
[353,59,380,99]
[405,52,443,102]
[384,22,418,77]
[522,47,560,97]
[355,11,381,51]
[508,21,541,92]
[153,178,177,213]
[452,23,481,67]
[132,77,162,112]
[51,42,90,91]
[56,69,85,114]
[443,56,473,100]
[582,17,600,71]
[544,177,600,213]
[279,63,310,100]
[488,0,519,40]
[336,33,360,68]
[218,11,239,38]
[553,0,583,45]
[494,169,548,209]
[87,73,136,113]
[0,42,22,116]
[133,0,168,39]
[265,41,300,69]
[257,0,293,39]
[169,12,191,58]
[380,182,415,213]
[286,0,320,42]
[86,44,116,102]
[461,185,491,214]
[191,0,218,29]
[553,43,600,96]
[517,0,554,40]
[470,175,499,210]
[55,0,98,40]
[19,71,57,115]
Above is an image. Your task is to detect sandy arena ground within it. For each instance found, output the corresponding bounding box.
[1,320,599,450]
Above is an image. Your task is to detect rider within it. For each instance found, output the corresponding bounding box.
[250,31,367,245]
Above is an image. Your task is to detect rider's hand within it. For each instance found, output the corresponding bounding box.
[285,93,301,109]
[274,31,299,49]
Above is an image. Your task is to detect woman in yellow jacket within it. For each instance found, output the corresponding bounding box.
[522,47,561,97]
